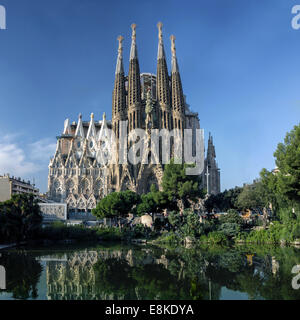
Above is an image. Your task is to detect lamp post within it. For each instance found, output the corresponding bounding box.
[205,164,210,195]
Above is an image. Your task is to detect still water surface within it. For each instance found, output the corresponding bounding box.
[0,243,299,300]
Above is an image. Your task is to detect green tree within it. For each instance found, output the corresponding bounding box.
[162,159,204,210]
[136,185,171,216]
[258,168,291,219]
[167,210,183,231]
[167,210,204,238]
[204,187,243,213]
[218,223,241,238]
[0,194,42,243]
[219,209,243,226]
[273,123,300,204]
[92,190,141,219]
[236,183,264,211]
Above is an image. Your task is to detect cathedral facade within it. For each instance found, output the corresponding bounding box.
[48,23,220,213]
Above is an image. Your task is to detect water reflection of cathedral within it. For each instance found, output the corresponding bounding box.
[42,249,171,300]
[39,249,283,300]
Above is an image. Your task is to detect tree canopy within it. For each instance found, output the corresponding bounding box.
[92,190,141,219]
[204,187,243,213]
[162,159,204,209]
[236,182,265,211]
[0,193,42,242]
[273,123,300,204]
[136,185,171,216]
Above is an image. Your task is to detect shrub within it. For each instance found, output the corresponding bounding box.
[199,231,228,245]
[219,210,243,226]
[239,220,300,244]
[218,222,241,238]
[155,231,180,244]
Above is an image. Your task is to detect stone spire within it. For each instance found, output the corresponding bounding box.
[128,23,142,130]
[115,35,124,75]
[157,22,166,60]
[63,118,71,135]
[112,35,126,138]
[205,133,220,195]
[130,23,138,60]
[171,35,180,74]
[207,132,216,162]
[156,22,171,129]
[86,113,96,140]
[170,35,185,130]
[75,113,85,138]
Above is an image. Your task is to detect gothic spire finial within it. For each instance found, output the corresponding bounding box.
[131,23,137,40]
[157,22,166,61]
[63,118,71,135]
[117,35,124,54]
[170,35,176,57]
[170,35,179,74]
[157,22,163,40]
[75,113,84,138]
[130,23,138,60]
[87,113,96,139]
[115,35,124,74]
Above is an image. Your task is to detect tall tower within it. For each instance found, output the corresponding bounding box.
[128,23,142,131]
[170,35,185,133]
[156,22,171,130]
[204,133,221,195]
[112,35,126,140]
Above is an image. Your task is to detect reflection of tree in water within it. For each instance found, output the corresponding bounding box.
[256,247,300,300]
[91,246,223,300]
[94,258,135,298]
[93,257,214,300]
[196,246,300,300]
[0,251,42,299]
[2,245,299,300]
[43,247,221,300]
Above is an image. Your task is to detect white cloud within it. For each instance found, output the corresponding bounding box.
[29,138,57,161]
[0,135,56,189]
[0,140,36,177]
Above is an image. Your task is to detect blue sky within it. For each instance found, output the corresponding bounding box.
[0,0,299,193]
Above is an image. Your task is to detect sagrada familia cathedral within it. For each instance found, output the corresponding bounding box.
[47,23,220,213]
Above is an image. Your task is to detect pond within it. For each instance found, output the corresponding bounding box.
[0,243,299,300]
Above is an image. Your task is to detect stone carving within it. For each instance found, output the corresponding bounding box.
[39,203,67,221]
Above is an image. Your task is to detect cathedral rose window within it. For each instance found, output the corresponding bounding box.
[54,180,60,189]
